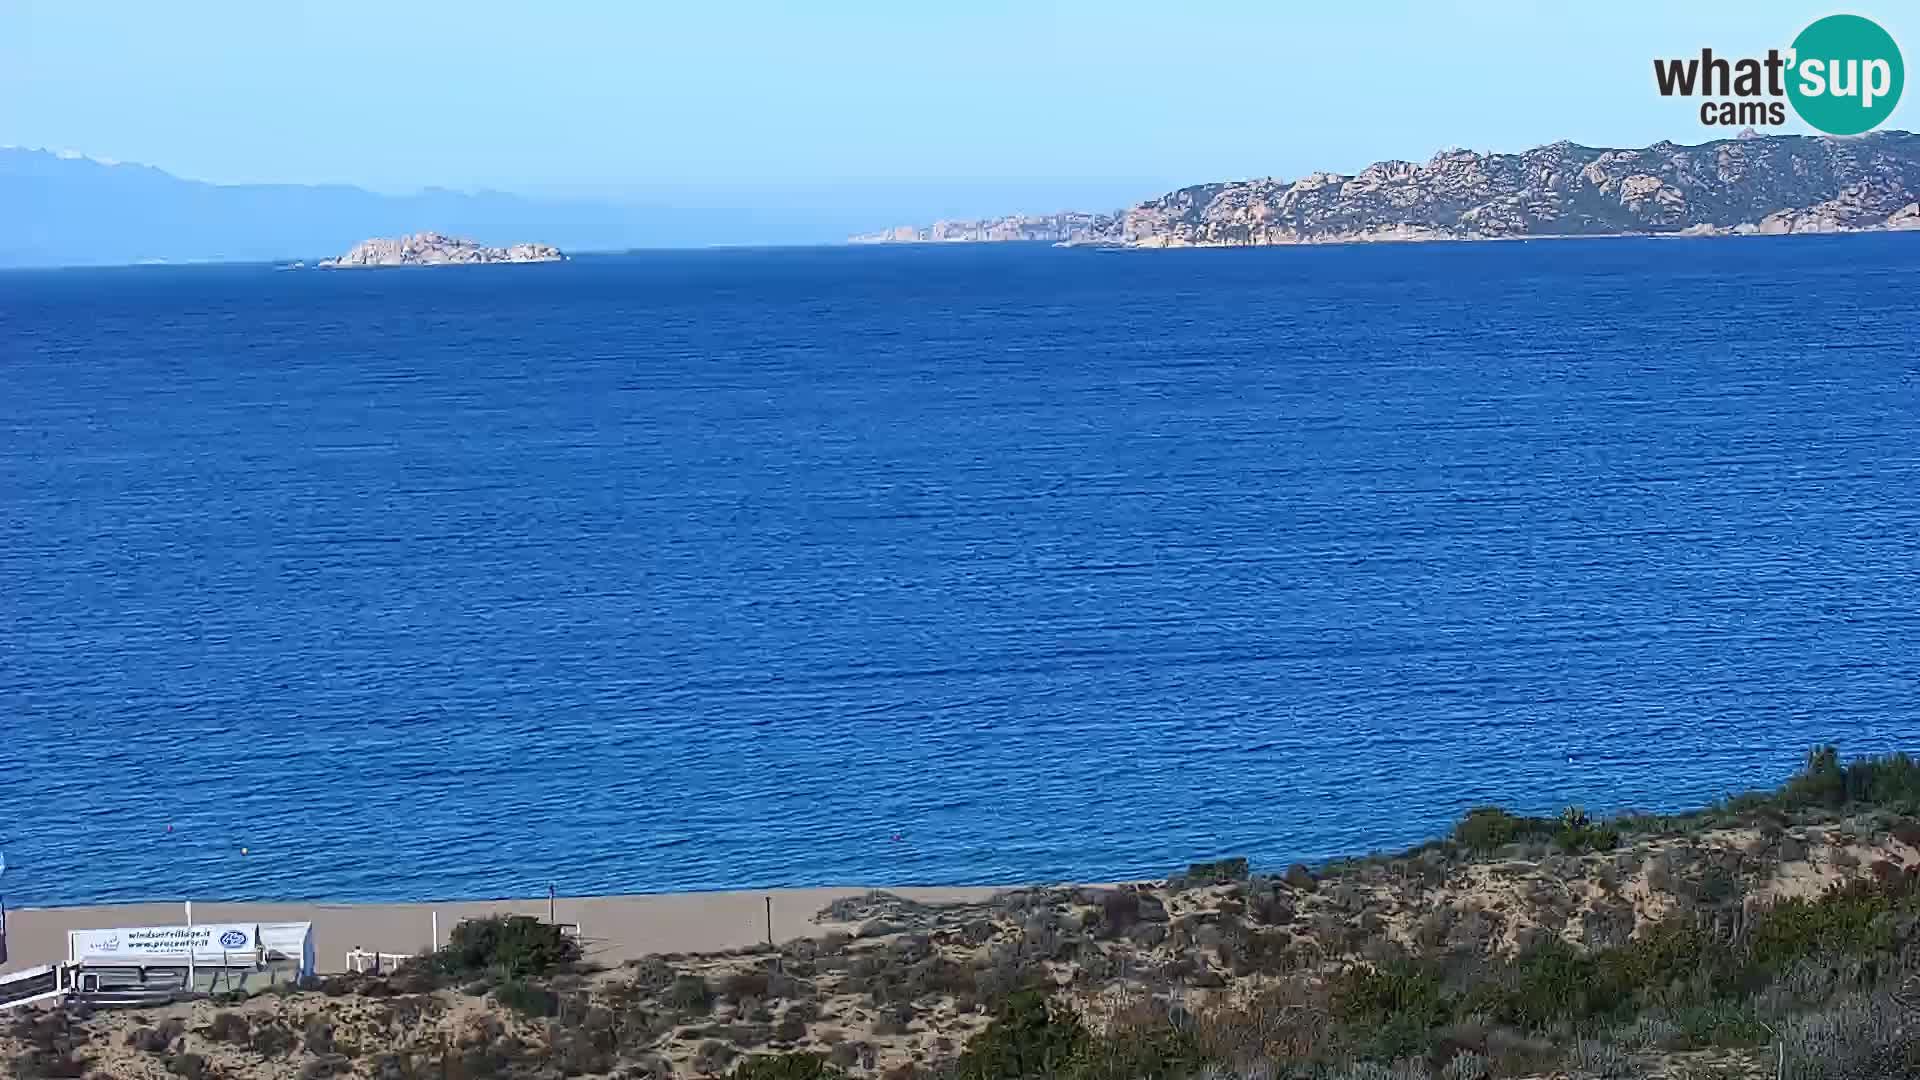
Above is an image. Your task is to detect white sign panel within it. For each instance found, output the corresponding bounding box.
[68,923,259,963]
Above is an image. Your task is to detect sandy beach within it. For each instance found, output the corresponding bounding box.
[0,886,1002,976]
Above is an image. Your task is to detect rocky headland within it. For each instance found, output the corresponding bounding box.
[317,232,564,267]
[853,130,1920,248]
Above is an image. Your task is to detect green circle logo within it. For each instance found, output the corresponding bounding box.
[1787,14,1903,135]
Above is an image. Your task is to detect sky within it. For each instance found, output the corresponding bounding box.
[3,1,1915,220]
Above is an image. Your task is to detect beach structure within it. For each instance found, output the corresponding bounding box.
[0,963,76,1010]
[1,920,314,1010]
[68,921,315,1001]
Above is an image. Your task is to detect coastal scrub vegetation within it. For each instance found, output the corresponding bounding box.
[25,746,1920,1080]
[429,913,581,980]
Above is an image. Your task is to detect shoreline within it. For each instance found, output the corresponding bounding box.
[0,885,1009,977]
[5,752,1916,1079]
[1053,224,1920,250]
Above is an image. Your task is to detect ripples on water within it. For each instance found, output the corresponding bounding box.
[2,239,1917,905]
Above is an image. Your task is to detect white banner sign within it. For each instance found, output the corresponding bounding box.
[68,923,259,963]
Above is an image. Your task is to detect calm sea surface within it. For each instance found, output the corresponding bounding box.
[3,240,1919,907]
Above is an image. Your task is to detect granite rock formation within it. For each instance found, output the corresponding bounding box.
[318,232,563,267]
[854,131,1920,248]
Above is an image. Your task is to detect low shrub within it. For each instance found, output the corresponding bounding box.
[495,979,560,1018]
[1664,1001,1771,1050]
[1744,875,1917,977]
[1069,1015,1203,1080]
[1564,1038,1635,1078]
[1779,992,1919,1080]
[1452,808,1556,854]
[1331,960,1451,1059]
[1779,747,1920,814]
[204,1011,250,1046]
[953,990,1088,1080]
[696,1040,739,1074]
[725,969,774,1001]
[1332,961,1448,1027]
[1483,939,1605,1029]
[1439,1049,1490,1080]
[11,1050,91,1080]
[733,1053,847,1080]
[126,1019,185,1054]
[250,1022,299,1058]
[669,974,716,1014]
[303,1019,336,1056]
[1186,858,1250,883]
[1555,824,1621,855]
[433,914,580,979]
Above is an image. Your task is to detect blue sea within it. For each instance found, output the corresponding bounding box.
[3,239,1918,908]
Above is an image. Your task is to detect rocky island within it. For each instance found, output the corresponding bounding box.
[317,232,564,267]
[854,130,1920,248]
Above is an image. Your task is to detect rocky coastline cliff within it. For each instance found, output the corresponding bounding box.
[317,232,564,267]
[853,130,1920,248]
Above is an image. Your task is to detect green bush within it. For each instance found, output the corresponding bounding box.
[1459,939,1605,1030]
[494,979,559,1018]
[1451,808,1556,853]
[668,974,716,1014]
[1744,876,1916,976]
[1067,1018,1202,1080]
[1594,917,1732,1010]
[1554,823,1621,854]
[434,915,579,979]
[249,1023,298,1058]
[1665,1001,1772,1050]
[953,990,1088,1080]
[1771,748,1920,814]
[1184,857,1250,883]
[732,1054,846,1080]
[1332,960,1445,1022]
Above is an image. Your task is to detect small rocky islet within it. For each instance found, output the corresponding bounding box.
[316,232,564,268]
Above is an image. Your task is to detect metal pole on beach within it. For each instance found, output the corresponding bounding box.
[431,911,438,952]
[185,900,195,992]
[548,883,556,924]
[765,896,773,947]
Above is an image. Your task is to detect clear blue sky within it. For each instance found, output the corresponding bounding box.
[3,1,1914,217]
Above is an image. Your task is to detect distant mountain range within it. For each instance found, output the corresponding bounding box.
[19,131,1920,268]
[0,149,881,267]
[851,130,1920,248]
